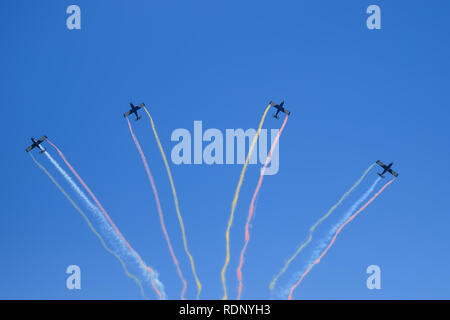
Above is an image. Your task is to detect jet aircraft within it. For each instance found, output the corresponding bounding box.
[376,160,399,178]
[25,136,48,153]
[124,102,145,121]
[270,101,291,119]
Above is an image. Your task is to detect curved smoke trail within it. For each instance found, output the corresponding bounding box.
[127,117,188,299]
[29,152,147,298]
[269,163,376,292]
[45,140,166,299]
[142,106,202,299]
[221,103,272,300]
[236,115,289,300]
[287,177,396,300]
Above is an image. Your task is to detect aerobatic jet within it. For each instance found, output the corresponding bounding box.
[124,102,145,121]
[270,101,291,119]
[25,136,48,153]
[376,160,399,178]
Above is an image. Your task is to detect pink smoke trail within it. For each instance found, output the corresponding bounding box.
[46,139,163,300]
[288,177,396,300]
[236,115,289,299]
[126,118,188,299]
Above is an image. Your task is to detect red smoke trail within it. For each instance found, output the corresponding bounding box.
[127,118,188,299]
[236,115,289,300]
[46,139,163,300]
[288,177,396,300]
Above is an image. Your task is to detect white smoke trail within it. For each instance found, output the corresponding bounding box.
[29,152,147,298]
[311,177,382,260]
[280,177,382,298]
[43,151,166,298]
[44,152,115,229]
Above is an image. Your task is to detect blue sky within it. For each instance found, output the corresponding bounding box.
[1,0,449,299]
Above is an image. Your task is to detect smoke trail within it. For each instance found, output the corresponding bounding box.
[45,140,166,299]
[301,177,381,277]
[142,106,202,299]
[43,150,165,298]
[43,151,114,227]
[282,177,381,298]
[269,163,376,292]
[236,115,289,300]
[287,177,396,300]
[127,117,188,299]
[221,103,272,300]
[29,152,147,298]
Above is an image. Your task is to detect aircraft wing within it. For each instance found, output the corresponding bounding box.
[38,136,47,144]
[124,110,131,117]
[389,169,399,177]
[376,160,385,168]
[283,108,291,115]
[25,145,34,152]
[137,103,145,108]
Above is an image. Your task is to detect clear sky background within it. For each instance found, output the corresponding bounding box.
[1,0,449,299]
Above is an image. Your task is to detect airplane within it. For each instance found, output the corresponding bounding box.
[123,102,145,121]
[270,101,291,119]
[25,136,48,153]
[376,160,399,178]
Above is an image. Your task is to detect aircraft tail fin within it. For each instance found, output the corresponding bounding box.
[377,172,385,178]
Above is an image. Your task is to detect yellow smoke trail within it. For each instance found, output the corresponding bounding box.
[29,153,147,299]
[127,117,187,299]
[143,106,202,299]
[221,104,272,300]
[269,163,376,292]
[236,114,288,300]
